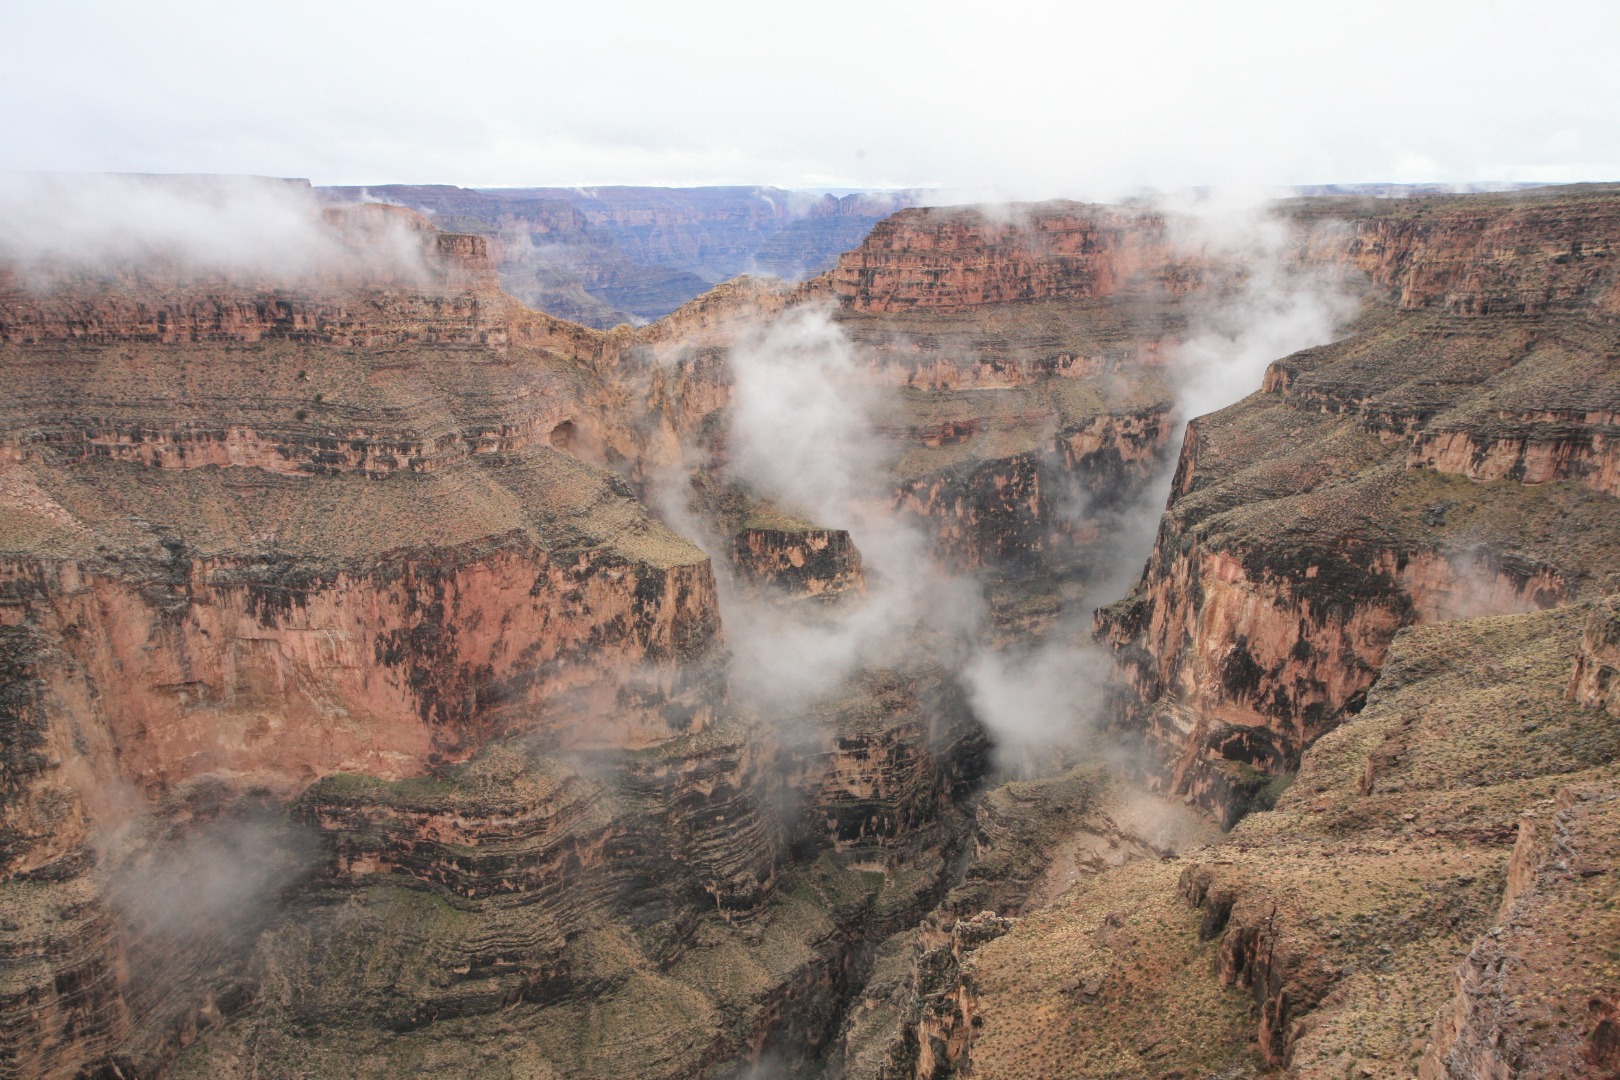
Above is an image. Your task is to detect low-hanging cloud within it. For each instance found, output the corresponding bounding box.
[692,192,1363,774]
[106,811,315,940]
[0,171,432,285]
[726,307,884,525]
[1163,190,1361,422]
[687,307,982,714]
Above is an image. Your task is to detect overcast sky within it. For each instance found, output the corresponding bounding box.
[4,0,1617,197]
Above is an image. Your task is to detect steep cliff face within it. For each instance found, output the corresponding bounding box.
[823,187,1620,1080]
[828,203,1209,313]
[1,190,1048,1078]
[1570,595,1620,716]
[0,209,752,1077]
[160,718,786,1079]
[885,378,1173,576]
[1327,186,1620,317]
[159,655,989,1079]
[1094,189,1620,824]
[612,272,1188,594]
[784,665,986,856]
[13,178,1620,1080]
[732,526,865,601]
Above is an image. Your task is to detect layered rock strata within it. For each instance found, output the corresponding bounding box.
[11,180,1620,1080]
[828,186,1620,1079]
[0,208,752,1077]
[828,203,1205,313]
[1096,187,1620,822]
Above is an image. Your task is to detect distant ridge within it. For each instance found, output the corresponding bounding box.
[316,183,922,326]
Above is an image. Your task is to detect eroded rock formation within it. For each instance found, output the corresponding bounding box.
[6,178,1620,1080]
[1097,188,1620,825]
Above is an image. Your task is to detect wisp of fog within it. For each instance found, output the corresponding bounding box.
[694,192,1360,772]
[0,171,431,285]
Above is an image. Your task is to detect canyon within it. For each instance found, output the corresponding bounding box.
[0,177,1617,1079]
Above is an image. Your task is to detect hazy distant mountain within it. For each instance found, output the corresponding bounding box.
[318,184,921,326]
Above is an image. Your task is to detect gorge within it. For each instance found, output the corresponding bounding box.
[1,175,1617,1080]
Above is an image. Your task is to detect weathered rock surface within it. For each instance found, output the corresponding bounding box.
[828,203,1203,313]
[1096,188,1620,824]
[0,205,758,1078]
[940,604,1620,1078]
[828,770,1218,1080]
[1420,783,1620,1079]
[9,179,1620,1080]
[1571,595,1620,716]
[0,188,1037,1077]
[831,186,1620,1080]
[732,525,865,601]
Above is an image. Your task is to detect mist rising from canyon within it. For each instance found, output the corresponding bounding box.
[14,172,1607,1080]
[667,193,1362,772]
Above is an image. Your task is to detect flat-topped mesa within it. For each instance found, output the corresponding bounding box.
[0,459,726,799]
[830,186,1620,321]
[1261,334,1620,502]
[0,212,630,479]
[827,202,1210,313]
[1273,189,1620,501]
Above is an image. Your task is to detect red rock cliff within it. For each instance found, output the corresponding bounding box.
[1097,186,1620,825]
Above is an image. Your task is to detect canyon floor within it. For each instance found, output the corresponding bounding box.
[1,179,1617,1079]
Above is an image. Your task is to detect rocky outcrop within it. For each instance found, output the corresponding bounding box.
[1325,186,1620,316]
[1411,415,1620,496]
[1,468,723,778]
[784,665,986,855]
[1421,783,1620,1079]
[947,603,1620,1078]
[0,203,750,1076]
[162,662,988,1079]
[1570,595,1620,716]
[731,527,864,601]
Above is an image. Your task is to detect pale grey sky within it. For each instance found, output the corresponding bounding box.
[4,0,1617,196]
